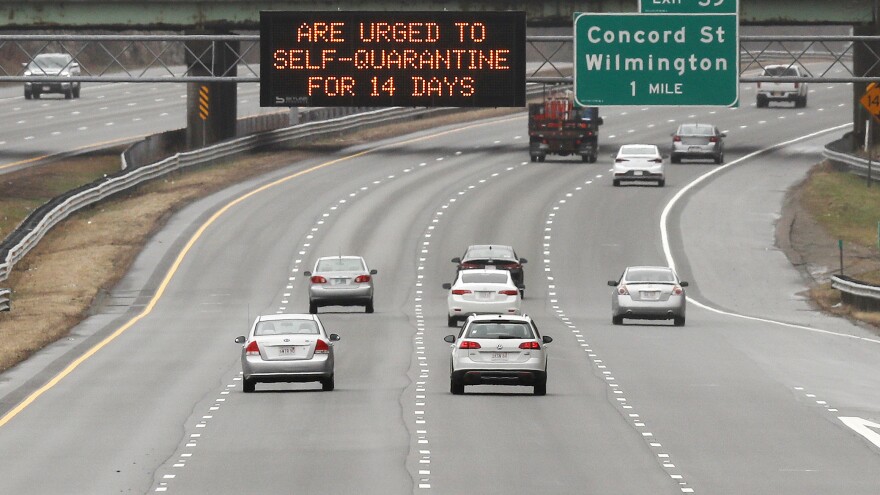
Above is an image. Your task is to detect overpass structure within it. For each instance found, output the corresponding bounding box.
[0,0,878,148]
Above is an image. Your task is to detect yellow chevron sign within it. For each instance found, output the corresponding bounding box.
[198,85,209,120]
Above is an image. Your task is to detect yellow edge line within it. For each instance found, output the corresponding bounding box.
[0,113,522,428]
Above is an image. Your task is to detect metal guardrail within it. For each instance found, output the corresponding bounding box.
[0,288,9,311]
[823,145,879,183]
[831,275,880,311]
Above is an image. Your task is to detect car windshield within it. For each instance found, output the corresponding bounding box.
[461,272,509,284]
[620,146,657,156]
[679,124,714,136]
[255,319,319,336]
[466,323,534,339]
[316,258,365,272]
[464,246,515,260]
[625,268,675,283]
[764,67,799,77]
[29,54,72,70]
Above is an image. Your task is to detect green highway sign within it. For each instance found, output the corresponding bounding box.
[639,0,738,14]
[574,13,738,107]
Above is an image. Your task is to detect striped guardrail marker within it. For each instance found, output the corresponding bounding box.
[0,288,10,312]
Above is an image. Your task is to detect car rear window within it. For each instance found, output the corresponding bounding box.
[764,67,799,77]
[620,146,657,156]
[464,246,515,260]
[316,258,365,272]
[255,319,319,335]
[461,272,509,284]
[626,269,675,282]
[679,124,714,136]
[466,323,534,339]
[31,54,72,69]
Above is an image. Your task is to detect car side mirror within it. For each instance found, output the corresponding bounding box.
[607,280,618,286]
[329,333,341,341]
[519,258,528,264]
[303,271,312,276]
[370,269,377,275]
[680,281,689,287]
[444,335,456,343]
[451,257,461,263]
[542,336,553,344]
[442,283,452,290]
[234,336,246,344]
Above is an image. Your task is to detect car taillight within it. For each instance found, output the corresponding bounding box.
[709,136,718,143]
[793,82,799,89]
[311,275,327,284]
[672,286,684,295]
[519,342,541,350]
[673,135,681,142]
[615,158,628,163]
[315,339,330,354]
[578,122,587,128]
[460,263,481,269]
[650,158,663,163]
[757,82,762,89]
[354,274,371,283]
[245,340,260,356]
[617,285,630,295]
[498,290,519,296]
[459,341,481,349]
[451,289,472,295]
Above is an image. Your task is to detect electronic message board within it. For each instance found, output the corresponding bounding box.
[260,11,526,107]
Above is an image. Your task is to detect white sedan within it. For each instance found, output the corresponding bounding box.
[442,269,522,327]
[612,144,665,187]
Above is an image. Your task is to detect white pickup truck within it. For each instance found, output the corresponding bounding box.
[756,65,809,108]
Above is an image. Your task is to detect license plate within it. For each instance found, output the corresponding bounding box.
[279,346,299,355]
[476,291,493,300]
[634,170,643,176]
[688,146,700,152]
[641,291,660,300]
[491,352,508,361]
[484,265,496,270]
[42,85,51,91]
[331,278,347,285]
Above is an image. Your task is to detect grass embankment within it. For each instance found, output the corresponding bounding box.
[802,162,880,326]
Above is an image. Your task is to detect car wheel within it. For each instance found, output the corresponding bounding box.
[24,89,32,100]
[537,155,545,162]
[242,378,255,393]
[321,375,335,391]
[309,302,318,314]
[519,289,525,298]
[714,153,723,164]
[589,154,598,163]
[613,179,620,187]
[530,155,537,162]
[581,154,590,163]
[447,315,457,327]
[674,316,686,327]
[73,86,80,98]
[450,378,464,395]
[533,377,547,396]
[756,96,767,108]
[365,299,374,313]
[800,96,808,108]
[612,315,623,325]
[658,179,665,187]
[33,91,41,99]
[64,88,72,99]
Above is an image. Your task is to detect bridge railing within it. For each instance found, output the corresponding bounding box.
[0,34,876,84]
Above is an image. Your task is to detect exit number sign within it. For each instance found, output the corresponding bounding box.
[640,0,738,14]
[573,13,738,107]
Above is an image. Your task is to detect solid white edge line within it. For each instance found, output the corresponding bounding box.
[660,122,880,344]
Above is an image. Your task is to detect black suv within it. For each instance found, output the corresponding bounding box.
[452,245,527,297]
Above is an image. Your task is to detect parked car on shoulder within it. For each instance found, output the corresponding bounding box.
[23,53,81,99]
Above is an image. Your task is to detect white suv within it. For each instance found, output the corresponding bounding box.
[756,65,808,108]
[444,314,552,396]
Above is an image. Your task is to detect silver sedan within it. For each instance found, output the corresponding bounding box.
[234,314,340,392]
[304,255,376,314]
[671,123,725,164]
[608,266,688,326]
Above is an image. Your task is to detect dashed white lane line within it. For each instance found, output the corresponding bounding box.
[544,176,695,493]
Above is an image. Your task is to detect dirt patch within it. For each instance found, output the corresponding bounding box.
[777,162,880,329]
